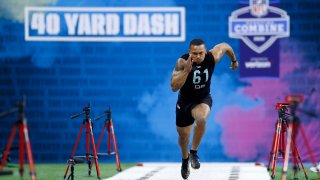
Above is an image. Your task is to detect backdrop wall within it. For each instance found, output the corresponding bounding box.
[0,0,319,163]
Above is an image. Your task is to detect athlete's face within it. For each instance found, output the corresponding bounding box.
[189,44,206,64]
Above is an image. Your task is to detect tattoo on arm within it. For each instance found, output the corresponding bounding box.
[176,59,185,71]
[171,59,188,91]
[173,59,185,75]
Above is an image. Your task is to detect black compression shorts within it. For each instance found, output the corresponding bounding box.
[176,95,212,127]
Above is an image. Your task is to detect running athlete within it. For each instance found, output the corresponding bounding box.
[170,39,238,179]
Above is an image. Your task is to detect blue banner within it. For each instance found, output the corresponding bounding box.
[229,0,290,77]
[25,7,185,42]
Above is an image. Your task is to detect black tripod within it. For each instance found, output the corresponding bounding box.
[66,157,84,180]
[64,103,101,179]
[0,97,36,180]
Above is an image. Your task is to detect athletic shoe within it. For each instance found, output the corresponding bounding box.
[190,150,200,169]
[310,164,320,172]
[181,156,190,179]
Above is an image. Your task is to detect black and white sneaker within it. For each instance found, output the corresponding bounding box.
[181,156,190,179]
[189,150,200,169]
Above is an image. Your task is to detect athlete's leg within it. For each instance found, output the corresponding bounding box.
[189,103,210,169]
[177,125,193,179]
[176,125,193,159]
[191,103,211,151]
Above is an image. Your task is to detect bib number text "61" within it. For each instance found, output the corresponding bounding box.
[193,69,208,84]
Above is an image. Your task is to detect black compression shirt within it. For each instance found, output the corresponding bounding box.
[179,53,215,101]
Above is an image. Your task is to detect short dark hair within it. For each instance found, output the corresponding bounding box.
[189,38,205,47]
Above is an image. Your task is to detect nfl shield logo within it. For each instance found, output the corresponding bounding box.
[250,0,269,17]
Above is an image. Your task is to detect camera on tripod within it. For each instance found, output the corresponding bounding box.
[275,102,290,110]
[285,95,304,103]
[0,96,36,180]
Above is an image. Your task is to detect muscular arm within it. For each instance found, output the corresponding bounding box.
[209,42,238,70]
[170,57,192,92]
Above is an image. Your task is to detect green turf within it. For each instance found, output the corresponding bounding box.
[1,162,135,180]
[268,166,320,180]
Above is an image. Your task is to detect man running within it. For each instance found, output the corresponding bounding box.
[170,39,238,179]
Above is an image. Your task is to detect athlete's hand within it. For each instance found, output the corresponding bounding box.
[183,55,193,73]
[230,60,238,70]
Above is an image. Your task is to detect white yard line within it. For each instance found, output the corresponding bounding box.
[105,162,270,180]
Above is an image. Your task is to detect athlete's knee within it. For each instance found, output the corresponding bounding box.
[178,132,190,139]
[192,105,210,124]
[178,131,190,143]
[180,137,189,147]
[196,118,207,127]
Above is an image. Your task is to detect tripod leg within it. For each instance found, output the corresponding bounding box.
[87,160,92,176]
[89,121,101,179]
[97,123,107,151]
[67,164,75,180]
[299,125,320,179]
[291,121,299,178]
[108,121,111,154]
[0,124,17,170]
[280,122,285,157]
[19,123,25,177]
[267,126,277,171]
[23,121,37,180]
[300,125,318,166]
[64,122,85,179]
[271,120,282,179]
[291,142,299,179]
[281,120,293,180]
[109,119,122,171]
[86,122,92,176]
[292,138,309,179]
[71,165,74,180]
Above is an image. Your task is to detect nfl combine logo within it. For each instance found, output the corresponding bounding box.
[228,0,290,77]
[229,0,290,54]
[251,0,268,17]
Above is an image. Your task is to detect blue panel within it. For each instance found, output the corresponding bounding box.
[0,0,320,164]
